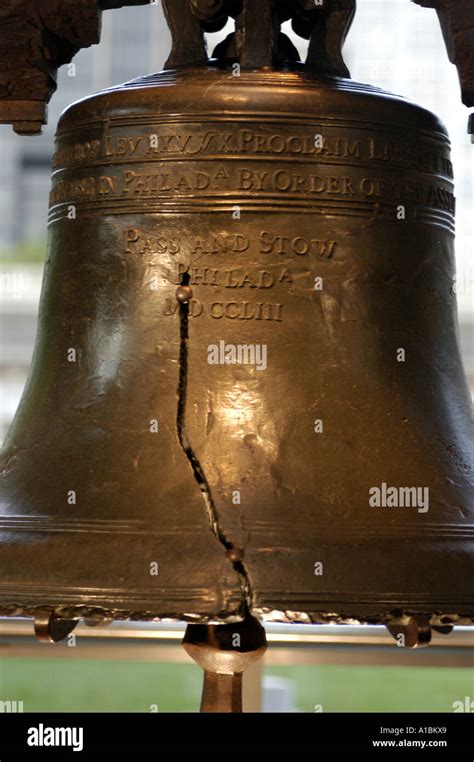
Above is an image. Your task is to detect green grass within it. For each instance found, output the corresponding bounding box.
[265,665,474,713]
[0,658,203,713]
[0,658,472,712]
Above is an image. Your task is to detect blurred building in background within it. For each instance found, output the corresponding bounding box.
[0,0,472,441]
[0,5,170,440]
[0,5,169,245]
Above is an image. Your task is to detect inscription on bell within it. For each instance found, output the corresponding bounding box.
[124,228,338,260]
[50,164,455,215]
[163,299,284,322]
[174,264,294,289]
[53,126,452,177]
[102,131,361,159]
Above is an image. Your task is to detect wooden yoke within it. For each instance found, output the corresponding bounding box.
[0,1,472,135]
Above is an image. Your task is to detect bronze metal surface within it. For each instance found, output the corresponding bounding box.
[0,0,473,635]
[0,65,472,628]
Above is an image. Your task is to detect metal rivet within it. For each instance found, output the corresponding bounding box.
[226,547,244,563]
[176,285,193,303]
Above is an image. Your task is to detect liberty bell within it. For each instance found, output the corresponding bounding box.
[0,0,472,712]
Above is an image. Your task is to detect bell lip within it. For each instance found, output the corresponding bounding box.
[55,66,449,142]
[0,601,472,627]
[0,602,245,626]
[252,608,474,627]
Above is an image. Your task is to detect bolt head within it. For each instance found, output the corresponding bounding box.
[176,285,193,303]
[226,547,244,563]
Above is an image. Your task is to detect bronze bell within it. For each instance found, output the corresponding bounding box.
[0,0,473,708]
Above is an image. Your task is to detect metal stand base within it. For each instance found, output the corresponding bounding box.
[183,614,267,713]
